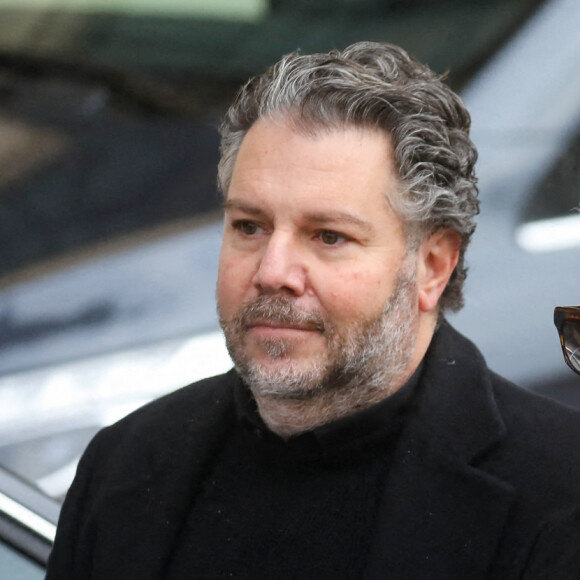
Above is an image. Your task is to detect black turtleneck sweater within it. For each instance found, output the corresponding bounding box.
[165,369,421,579]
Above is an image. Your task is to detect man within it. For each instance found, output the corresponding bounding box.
[554,306,580,376]
[46,42,580,579]
[518,305,580,580]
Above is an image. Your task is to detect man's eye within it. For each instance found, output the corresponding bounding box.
[319,231,344,245]
[234,220,259,235]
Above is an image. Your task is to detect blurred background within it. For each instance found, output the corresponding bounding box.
[0,0,578,502]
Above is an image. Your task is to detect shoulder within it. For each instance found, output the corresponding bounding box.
[490,370,580,439]
[47,370,240,577]
[463,350,580,509]
[488,372,580,481]
[112,369,238,429]
[431,321,580,438]
[87,369,239,467]
[427,322,580,490]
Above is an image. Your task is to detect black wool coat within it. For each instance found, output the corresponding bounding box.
[46,323,580,579]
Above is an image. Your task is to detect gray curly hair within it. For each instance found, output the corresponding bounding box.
[218,41,479,312]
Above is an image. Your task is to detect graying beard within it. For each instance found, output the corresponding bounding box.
[261,338,290,359]
[220,260,417,404]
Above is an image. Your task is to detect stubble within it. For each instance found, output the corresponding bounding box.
[218,257,419,412]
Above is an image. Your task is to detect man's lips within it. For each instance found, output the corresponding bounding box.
[245,320,323,334]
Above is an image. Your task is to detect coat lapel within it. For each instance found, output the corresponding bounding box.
[89,373,238,580]
[365,323,517,579]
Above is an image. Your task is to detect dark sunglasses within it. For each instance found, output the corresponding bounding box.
[554,306,580,375]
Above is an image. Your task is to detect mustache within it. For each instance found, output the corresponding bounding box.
[237,295,326,332]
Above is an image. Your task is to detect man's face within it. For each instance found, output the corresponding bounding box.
[217,119,419,399]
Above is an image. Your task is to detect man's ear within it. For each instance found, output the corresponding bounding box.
[416,229,461,313]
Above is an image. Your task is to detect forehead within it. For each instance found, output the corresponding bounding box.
[229,118,399,200]
[227,118,406,240]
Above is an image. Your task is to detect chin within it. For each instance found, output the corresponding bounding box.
[238,355,328,399]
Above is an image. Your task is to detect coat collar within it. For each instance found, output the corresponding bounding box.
[416,320,507,463]
[365,322,516,579]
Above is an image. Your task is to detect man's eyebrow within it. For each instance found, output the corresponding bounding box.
[303,211,375,233]
[223,200,374,233]
[223,199,267,217]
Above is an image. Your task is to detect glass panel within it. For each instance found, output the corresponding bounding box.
[0,540,44,579]
[522,127,580,223]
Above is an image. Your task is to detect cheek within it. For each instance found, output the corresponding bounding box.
[217,256,239,315]
[320,269,389,321]
[217,252,257,315]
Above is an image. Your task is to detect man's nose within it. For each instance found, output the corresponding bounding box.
[252,233,307,295]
